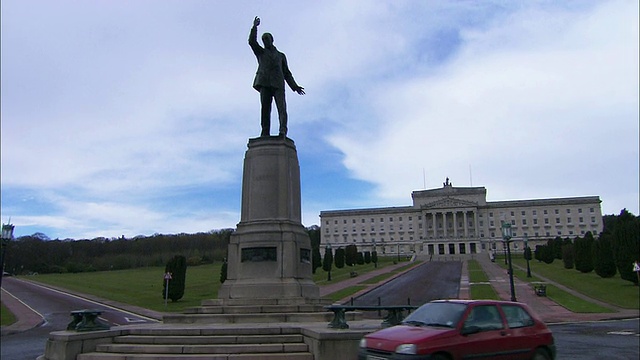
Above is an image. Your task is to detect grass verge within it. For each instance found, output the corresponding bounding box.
[23,257,412,313]
[1,301,18,326]
[312,257,409,285]
[325,286,368,302]
[468,260,499,300]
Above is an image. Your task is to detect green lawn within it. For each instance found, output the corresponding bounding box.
[1,301,17,326]
[24,264,221,313]
[23,258,415,313]
[524,259,639,309]
[544,284,612,313]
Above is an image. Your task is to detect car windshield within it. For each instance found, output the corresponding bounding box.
[402,302,467,328]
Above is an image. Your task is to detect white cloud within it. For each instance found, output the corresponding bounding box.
[326,0,638,215]
[1,0,637,238]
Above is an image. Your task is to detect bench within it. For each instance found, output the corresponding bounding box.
[532,283,547,297]
[350,271,358,278]
[324,305,418,329]
[67,309,110,332]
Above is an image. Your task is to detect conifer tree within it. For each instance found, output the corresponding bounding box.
[610,209,640,284]
[574,233,594,273]
[334,247,345,268]
[163,255,187,302]
[364,251,371,264]
[322,247,333,281]
[561,243,574,269]
[593,234,617,278]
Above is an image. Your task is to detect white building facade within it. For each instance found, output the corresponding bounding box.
[320,181,603,256]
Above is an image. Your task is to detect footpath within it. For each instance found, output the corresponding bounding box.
[2,256,638,335]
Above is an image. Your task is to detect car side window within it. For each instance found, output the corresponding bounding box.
[501,305,534,329]
[464,305,503,331]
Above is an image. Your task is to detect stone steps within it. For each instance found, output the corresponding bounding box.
[76,327,313,360]
[77,352,313,359]
[183,304,327,314]
[113,334,304,345]
[163,311,337,324]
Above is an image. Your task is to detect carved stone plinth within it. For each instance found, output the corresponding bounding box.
[218,136,319,301]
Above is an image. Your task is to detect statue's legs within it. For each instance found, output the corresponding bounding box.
[274,88,288,136]
[260,88,273,137]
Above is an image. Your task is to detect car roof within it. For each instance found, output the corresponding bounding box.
[429,299,525,306]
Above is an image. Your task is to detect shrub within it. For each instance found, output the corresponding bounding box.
[220,258,227,283]
[187,256,202,266]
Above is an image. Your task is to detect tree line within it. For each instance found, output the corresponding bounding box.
[4,226,325,276]
[3,229,234,274]
[532,209,639,284]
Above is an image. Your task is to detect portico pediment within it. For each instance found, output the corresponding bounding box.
[421,197,478,209]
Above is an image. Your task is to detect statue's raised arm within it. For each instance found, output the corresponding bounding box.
[248,17,304,138]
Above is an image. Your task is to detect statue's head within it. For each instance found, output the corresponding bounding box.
[262,33,274,48]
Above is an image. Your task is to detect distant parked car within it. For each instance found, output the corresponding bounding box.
[358,299,555,360]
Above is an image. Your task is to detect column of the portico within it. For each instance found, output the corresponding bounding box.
[432,212,437,239]
[463,211,469,238]
[474,211,479,238]
[423,212,428,239]
[453,212,458,238]
[442,212,447,239]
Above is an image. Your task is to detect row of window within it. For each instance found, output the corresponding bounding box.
[490,207,596,218]
[328,215,420,226]
[326,207,598,227]
[326,226,600,245]
[326,216,598,234]
[490,216,597,227]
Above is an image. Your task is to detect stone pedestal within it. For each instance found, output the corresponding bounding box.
[218,136,319,301]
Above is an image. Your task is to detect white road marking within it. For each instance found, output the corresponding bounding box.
[13,278,159,323]
[607,330,639,336]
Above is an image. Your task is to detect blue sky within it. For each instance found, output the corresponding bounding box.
[1,0,638,239]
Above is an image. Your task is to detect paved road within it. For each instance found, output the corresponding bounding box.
[551,318,640,359]
[1,277,157,360]
[353,261,462,306]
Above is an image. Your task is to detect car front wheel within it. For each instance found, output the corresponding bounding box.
[532,348,551,360]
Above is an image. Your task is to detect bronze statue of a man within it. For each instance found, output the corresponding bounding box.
[249,16,305,137]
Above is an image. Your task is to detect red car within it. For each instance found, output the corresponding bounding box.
[358,299,555,360]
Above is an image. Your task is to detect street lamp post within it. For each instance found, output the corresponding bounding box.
[501,222,517,302]
[524,235,532,278]
[373,240,377,268]
[503,243,508,265]
[1,222,16,288]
